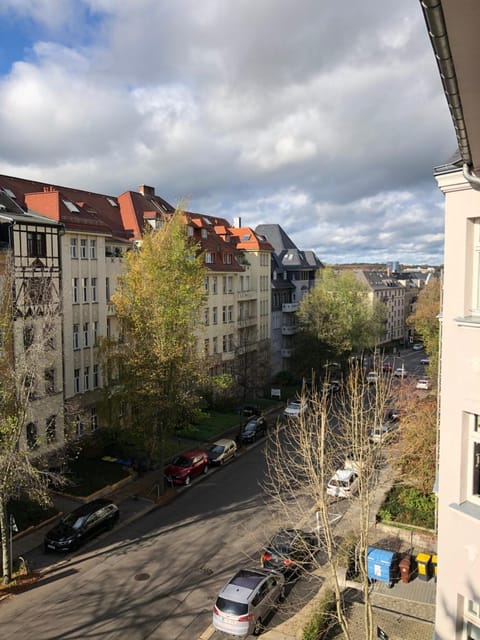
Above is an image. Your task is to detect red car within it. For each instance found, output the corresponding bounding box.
[164,449,209,486]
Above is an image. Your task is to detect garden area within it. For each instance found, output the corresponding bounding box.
[377,483,436,530]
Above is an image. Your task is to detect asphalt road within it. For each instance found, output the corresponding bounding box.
[0,429,321,640]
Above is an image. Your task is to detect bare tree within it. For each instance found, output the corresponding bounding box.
[264,363,395,639]
[0,255,66,584]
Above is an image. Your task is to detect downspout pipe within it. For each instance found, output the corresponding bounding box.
[463,163,480,189]
[420,0,472,165]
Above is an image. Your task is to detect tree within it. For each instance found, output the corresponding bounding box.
[407,277,441,379]
[103,209,206,484]
[0,256,65,584]
[264,365,395,640]
[296,268,386,374]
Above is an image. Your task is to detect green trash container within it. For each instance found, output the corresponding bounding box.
[416,552,431,581]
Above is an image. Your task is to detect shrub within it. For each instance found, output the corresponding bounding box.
[378,484,436,529]
[302,589,336,640]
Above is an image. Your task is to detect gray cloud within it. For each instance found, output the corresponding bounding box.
[0,0,456,263]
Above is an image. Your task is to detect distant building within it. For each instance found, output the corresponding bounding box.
[255,224,323,374]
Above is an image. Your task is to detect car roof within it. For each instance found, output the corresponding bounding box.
[219,569,271,602]
[179,449,206,457]
[211,438,235,447]
[331,468,356,481]
[71,498,116,516]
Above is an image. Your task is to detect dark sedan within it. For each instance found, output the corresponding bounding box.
[260,529,317,577]
[237,416,268,444]
[44,498,119,552]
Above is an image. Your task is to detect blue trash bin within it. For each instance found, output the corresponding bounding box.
[367,547,399,588]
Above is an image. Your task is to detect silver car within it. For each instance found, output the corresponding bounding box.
[213,567,285,636]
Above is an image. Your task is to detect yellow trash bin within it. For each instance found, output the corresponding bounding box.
[431,554,438,582]
[416,552,432,581]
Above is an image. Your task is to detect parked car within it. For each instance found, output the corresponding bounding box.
[416,378,431,390]
[237,404,261,418]
[382,362,393,373]
[420,357,430,366]
[366,371,379,384]
[386,407,401,422]
[412,342,424,351]
[164,449,209,485]
[213,567,285,637]
[260,529,317,576]
[394,367,408,378]
[326,468,359,498]
[322,380,341,394]
[44,498,119,552]
[207,438,237,465]
[369,422,398,444]
[283,400,307,419]
[238,416,268,444]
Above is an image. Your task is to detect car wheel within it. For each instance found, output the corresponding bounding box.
[184,475,191,486]
[253,618,264,636]
[203,464,209,474]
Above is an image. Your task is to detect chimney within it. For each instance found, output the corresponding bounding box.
[233,216,242,228]
[138,185,155,196]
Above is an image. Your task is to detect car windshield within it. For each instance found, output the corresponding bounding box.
[171,455,191,468]
[208,445,224,455]
[216,597,248,616]
[62,513,87,530]
[243,421,256,432]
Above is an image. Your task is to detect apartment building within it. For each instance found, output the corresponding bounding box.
[420,2,480,638]
[255,224,323,374]
[0,176,274,442]
[0,190,64,450]
[354,270,407,345]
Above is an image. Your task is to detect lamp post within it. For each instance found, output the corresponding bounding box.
[9,514,18,579]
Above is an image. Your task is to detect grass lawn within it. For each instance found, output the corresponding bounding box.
[177,410,242,441]
[378,483,436,530]
[65,457,131,497]
[9,499,58,533]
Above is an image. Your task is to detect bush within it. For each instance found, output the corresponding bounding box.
[378,484,436,529]
[302,589,336,640]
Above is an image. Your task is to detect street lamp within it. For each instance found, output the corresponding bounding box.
[9,514,18,579]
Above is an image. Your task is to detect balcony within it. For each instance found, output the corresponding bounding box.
[281,348,294,358]
[237,288,257,299]
[107,302,116,316]
[237,316,257,328]
[281,325,298,335]
[282,302,299,313]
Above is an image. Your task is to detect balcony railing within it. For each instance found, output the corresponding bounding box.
[237,289,257,299]
[237,316,257,327]
[282,302,299,313]
[281,325,298,335]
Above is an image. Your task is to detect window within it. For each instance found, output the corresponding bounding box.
[471,414,480,502]
[75,415,84,437]
[74,369,80,394]
[83,322,89,347]
[222,305,227,323]
[473,218,480,314]
[223,253,232,264]
[82,277,88,303]
[228,276,233,293]
[70,238,77,258]
[106,277,111,302]
[80,239,87,258]
[72,277,79,304]
[228,305,234,322]
[46,415,57,444]
[222,335,227,352]
[204,307,209,325]
[106,318,111,338]
[84,366,90,391]
[91,277,97,302]
[212,277,217,294]
[466,600,480,640]
[204,338,209,355]
[90,239,97,259]
[27,231,46,258]
[26,423,38,450]
[73,324,80,350]
[213,306,218,324]
[93,363,99,388]
[223,276,227,294]
[91,407,98,431]
[204,277,209,292]
[119,400,126,418]
[23,325,34,349]
[213,336,218,353]
[93,321,99,345]
[205,252,215,264]
[228,334,234,351]
[45,368,55,394]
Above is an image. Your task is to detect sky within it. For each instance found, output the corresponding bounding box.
[0,0,457,265]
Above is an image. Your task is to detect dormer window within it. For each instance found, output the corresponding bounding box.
[63,199,80,213]
[205,252,215,264]
[223,253,232,264]
[187,226,194,237]
[201,228,207,239]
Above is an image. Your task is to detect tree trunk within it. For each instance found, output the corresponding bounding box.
[0,497,11,585]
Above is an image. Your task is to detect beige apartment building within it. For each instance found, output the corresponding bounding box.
[420,2,480,638]
[0,176,273,445]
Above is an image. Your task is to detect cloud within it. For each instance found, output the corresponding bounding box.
[0,0,456,263]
